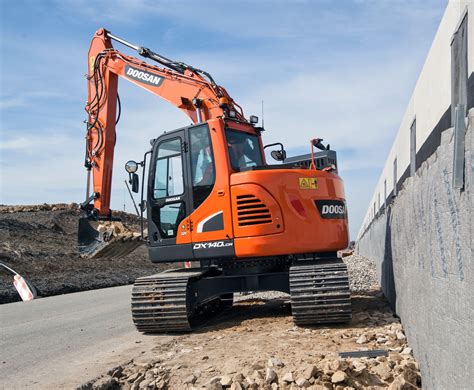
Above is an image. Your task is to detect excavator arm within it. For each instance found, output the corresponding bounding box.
[84,28,245,218]
[79,28,246,257]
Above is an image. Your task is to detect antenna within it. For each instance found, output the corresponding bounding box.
[261,100,265,129]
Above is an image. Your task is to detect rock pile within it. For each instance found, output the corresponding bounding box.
[86,359,171,390]
[86,320,421,390]
[87,348,420,389]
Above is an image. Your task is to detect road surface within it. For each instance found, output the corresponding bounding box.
[0,286,170,389]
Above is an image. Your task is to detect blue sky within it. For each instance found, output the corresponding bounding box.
[0,0,446,238]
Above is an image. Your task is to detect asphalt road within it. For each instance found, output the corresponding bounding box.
[0,285,169,389]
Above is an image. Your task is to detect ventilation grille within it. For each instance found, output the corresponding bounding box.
[236,194,272,226]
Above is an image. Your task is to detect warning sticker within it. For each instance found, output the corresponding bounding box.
[89,56,95,72]
[299,178,318,190]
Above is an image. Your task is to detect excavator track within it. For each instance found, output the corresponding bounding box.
[290,258,352,326]
[131,270,233,333]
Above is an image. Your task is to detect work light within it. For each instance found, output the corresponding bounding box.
[250,115,258,124]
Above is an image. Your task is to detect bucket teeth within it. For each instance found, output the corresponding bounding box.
[78,218,144,259]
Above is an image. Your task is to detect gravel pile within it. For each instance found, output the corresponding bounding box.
[343,254,379,292]
[235,291,289,302]
[236,254,379,302]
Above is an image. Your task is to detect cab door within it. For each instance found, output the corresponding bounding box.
[147,130,194,261]
[188,122,235,259]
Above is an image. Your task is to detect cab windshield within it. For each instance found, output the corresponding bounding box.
[225,129,263,170]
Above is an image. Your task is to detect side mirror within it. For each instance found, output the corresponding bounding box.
[271,149,286,161]
[130,173,139,193]
[264,142,286,162]
[125,160,139,173]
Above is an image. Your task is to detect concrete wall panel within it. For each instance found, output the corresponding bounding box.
[357,113,473,389]
[358,1,473,236]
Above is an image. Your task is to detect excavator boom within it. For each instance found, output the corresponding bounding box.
[79,29,245,258]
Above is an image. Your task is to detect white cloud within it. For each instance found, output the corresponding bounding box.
[54,0,445,41]
[0,97,28,110]
[1,136,37,150]
[0,131,76,151]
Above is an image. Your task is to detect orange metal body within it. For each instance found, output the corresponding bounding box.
[85,28,349,259]
[230,169,348,256]
[173,119,349,257]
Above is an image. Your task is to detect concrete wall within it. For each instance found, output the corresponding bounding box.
[358,0,473,235]
[354,3,474,388]
[357,110,473,389]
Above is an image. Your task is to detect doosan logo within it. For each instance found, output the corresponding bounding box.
[322,205,345,215]
[125,65,163,87]
[315,200,347,219]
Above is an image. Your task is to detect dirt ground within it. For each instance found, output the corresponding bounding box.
[1,204,422,389]
[0,204,169,303]
[84,291,421,390]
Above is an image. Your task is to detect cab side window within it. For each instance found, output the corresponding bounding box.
[153,137,185,238]
[190,126,215,209]
[153,138,184,199]
[225,129,263,170]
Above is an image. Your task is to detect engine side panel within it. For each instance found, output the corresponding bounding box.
[230,169,349,257]
[231,183,284,238]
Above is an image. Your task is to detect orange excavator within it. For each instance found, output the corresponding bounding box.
[79,28,351,332]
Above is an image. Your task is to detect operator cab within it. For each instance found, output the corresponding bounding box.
[125,118,345,263]
[131,120,268,262]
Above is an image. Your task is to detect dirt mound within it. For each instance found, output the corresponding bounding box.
[0,204,169,303]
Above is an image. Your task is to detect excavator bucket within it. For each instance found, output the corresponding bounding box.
[78,218,144,260]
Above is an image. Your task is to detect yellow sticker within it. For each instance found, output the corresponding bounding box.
[89,56,95,72]
[299,178,318,189]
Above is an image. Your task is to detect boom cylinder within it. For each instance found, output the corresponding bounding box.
[105,30,185,74]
